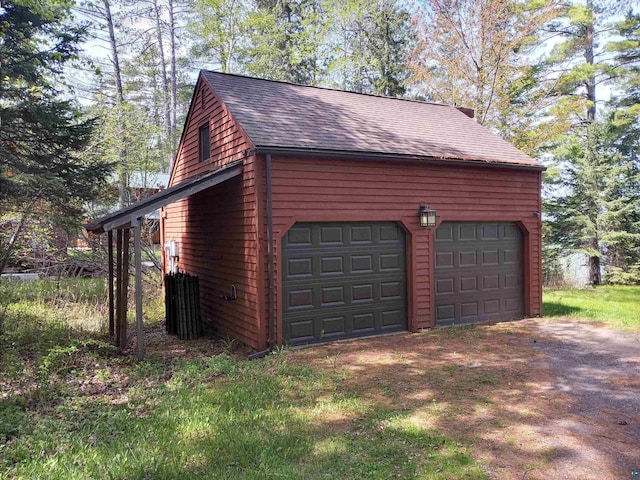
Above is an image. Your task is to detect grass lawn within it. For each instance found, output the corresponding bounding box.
[543,285,640,331]
[3,279,637,479]
[1,278,486,480]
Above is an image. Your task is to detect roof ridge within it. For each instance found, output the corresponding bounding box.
[202,70,459,110]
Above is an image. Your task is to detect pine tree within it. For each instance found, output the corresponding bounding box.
[245,0,327,84]
[327,0,413,96]
[542,1,640,285]
[545,121,640,284]
[606,12,640,283]
[0,0,112,274]
[610,12,640,157]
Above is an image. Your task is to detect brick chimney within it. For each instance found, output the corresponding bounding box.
[456,107,475,119]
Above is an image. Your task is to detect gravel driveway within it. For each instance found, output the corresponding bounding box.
[530,319,640,478]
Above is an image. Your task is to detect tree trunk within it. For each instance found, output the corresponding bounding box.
[153,0,171,136]
[153,0,172,172]
[0,210,30,276]
[585,0,596,122]
[589,255,601,286]
[103,0,128,208]
[585,0,598,285]
[168,0,178,166]
[104,0,124,104]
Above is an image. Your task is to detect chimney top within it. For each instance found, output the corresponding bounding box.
[456,107,475,119]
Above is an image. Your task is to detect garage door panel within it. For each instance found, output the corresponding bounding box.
[435,222,524,326]
[283,222,406,345]
[436,298,519,327]
[504,273,521,289]
[481,224,499,240]
[380,281,403,299]
[351,225,373,243]
[351,255,373,272]
[435,223,454,240]
[320,226,343,244]
[504,224,520,239]
[284,306,404,341]
[321,286,345,306]
[482,275,500,290]
[380,253,402,271]
[284,274,406,293]
[436,272,521,297]
[437,304,455,322]
[460,302,478,319]
[435,251,454,268]
[435,277,455,295]
[288,289,313,309]
[503,249,519,264]
[459,223,477,240]
[459,276,477,293]
[352,283,374,302]
[286,226,313,245]
[285,259,400,281]
[322,316,346,335]
[286,257,313,277]
[505,297,522,313]
[288,319,315,342]
[484,299,500,314]
[353,312,375,331]
[320,256,344,275]
[482,250,499,265]
[381,310,403,327]
[379,224,401,241]
[459,250,477,266]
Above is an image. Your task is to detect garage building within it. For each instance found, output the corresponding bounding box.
[161,71,544,350]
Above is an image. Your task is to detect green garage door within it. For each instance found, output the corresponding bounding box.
[282,222,407,346]
[434,222,524,326]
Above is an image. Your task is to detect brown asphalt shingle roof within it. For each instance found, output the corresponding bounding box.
[202,71,541,168]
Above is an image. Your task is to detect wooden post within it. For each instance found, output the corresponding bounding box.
[133,218,145,359]
[108,229,115,338]
[119,228,130,350]
[115,229,123,347]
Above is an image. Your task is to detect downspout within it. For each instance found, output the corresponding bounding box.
[266,153,276,349]
[248,153,276,361]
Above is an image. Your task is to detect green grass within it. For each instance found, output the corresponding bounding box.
[1,354,483,479]
[1,279,485,480]
[543,285,640,330]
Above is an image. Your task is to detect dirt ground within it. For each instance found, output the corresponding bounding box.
[530,319,640,478]
[288,318,640,479]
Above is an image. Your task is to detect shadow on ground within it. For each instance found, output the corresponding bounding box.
[542,302,582,317]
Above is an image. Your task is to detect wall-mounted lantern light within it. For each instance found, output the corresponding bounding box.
[419,204,437,227]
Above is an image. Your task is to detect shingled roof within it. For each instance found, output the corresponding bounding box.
[202,71,542,169]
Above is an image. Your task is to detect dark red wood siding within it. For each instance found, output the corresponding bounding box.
[266,156,542,342]
[163,77,264,349]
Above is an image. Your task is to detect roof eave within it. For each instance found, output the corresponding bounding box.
[85,161,244,234]
[254,146,546,171]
